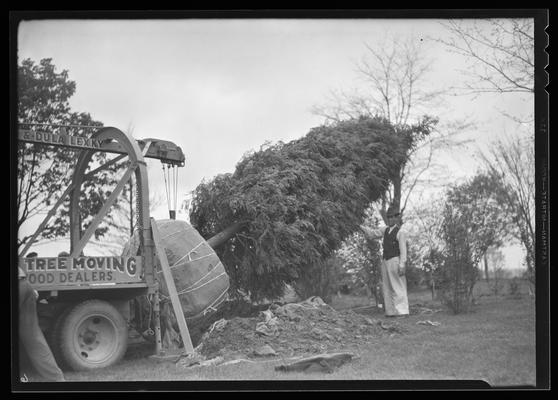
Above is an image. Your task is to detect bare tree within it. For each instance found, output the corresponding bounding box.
[406,196,445,260]
[479,133,535,285]
[437,19,534,96]
[312,36,444,129]
[312,36,471,221]
[92,189,165,256]
[436,18,537,287]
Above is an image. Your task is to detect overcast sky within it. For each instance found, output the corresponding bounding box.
[17,17,533,265]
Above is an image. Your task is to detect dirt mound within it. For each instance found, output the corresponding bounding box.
[196,297,402,360]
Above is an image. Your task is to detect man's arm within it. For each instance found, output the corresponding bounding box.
[397,229,407,275]
[361,225,386,239]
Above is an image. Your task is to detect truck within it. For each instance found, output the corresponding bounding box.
[17,125,228,371]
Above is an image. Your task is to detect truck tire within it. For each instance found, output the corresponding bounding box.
[56,299,128,371]
[49,306,71,369]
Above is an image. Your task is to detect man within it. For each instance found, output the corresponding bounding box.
[18,253,65,382]
[362,206,409,317]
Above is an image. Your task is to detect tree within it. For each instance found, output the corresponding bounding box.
[312,37,443,126]
[312,36,468,221]
[438,19,534,96]
[405,197,445,266]
[190,117,410,302]
[403,197,447,299]
[437,203,479,314]
[479,133,535,286]
[439,18,535,283]
[486,247,507,295]
[437,18,536,288]
[337,208,383,307]
[17,58,122,252]
[436,172,514,313]
[446,172,514,264]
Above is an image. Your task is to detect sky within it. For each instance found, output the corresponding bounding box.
[16,17,534,267]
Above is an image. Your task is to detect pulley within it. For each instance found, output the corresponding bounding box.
[162,162,179,220]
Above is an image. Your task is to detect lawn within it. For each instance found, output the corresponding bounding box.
[61,279,536,389]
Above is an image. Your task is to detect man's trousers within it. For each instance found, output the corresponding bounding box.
[381,257,409,316]
[19,279,65,382]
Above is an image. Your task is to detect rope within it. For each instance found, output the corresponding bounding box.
[170,243,215,268]
[173,165,179,214]
[183,253,215,264]
[207,318,228,335]
[200,289,229,317]
[177,271,227,296]
[203,290,229,316]
[158,285,228,319]
[162,164,171,215]
[141,294,154,336]
[161,228,189,241]
[161,163,179,217]
[170,241,204,265]
[170,260,224,291]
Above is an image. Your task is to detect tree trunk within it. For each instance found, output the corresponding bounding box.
[206,221,248,249]
[374,287,383,310]
[484,253,490,282]
[393,172,402,212]
[364,284,373,305]
[430,270,436,300]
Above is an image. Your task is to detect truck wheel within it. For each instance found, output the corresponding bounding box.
[49,307,71,369]
[57,299,128,371]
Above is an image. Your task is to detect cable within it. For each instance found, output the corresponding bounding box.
[162,163,171,216]
[174,166,179,214]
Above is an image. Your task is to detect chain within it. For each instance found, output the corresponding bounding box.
[143,294,155,337]
[135,174,143,245]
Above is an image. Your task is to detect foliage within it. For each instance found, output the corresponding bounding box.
[17,58,123,251]
[336,209,383,305]
[384,116,438,217]
[437,202,480,314]
[445,172,514,263]
[338,205,428,300]
[439,18,536,287]
[425,247,445,300]
[292,255,346,304]
[487,247,506,295]
[405,241,429,290]
[435,172,513,313]
[404,197,445,271]
[405,265,426,291]
[190,117,409,302]
[311,36,452,221]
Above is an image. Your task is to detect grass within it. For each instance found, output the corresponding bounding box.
[62,280,536,388]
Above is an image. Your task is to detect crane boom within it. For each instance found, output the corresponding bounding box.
[18,128,185,166]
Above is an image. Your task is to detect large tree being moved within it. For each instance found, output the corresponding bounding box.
[190,117,412,302]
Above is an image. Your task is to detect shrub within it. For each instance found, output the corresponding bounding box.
[292,255,345,304]
[436,205,480,314]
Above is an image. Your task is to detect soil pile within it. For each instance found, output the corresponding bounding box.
[196,297,403,360]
